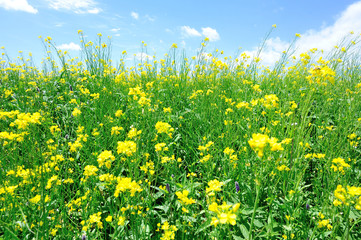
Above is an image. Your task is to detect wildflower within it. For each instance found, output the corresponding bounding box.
[206,179,223,196]
[200,154,212,163]
[117,141,137,156]
[111,126,123,135]
[29,194,41,204]
[83,165,98,177]
[235,181,240,193]
[208,202,240,226]
[277,165,290,171]
[248,133,269,158]
[97,150,115,168]
[160,221,177,240]
[105,216,112,222]
[139,161,155,175]
[127,127,142,139]
[114,177,143,197]
[117,216,126,226]
[72,108,81,117]
[155,121,174,136]
[89,212,103,228]
[175,190,196,205]
[50,125,61,135]
[330,157,350,174]
[115,110,123,117]
[155,142,167,152]
[163,107,172,113]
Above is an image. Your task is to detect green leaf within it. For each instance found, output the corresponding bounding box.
[240,224,249,239]
[154,205,169,214]
[195,219,211,234]
[254,219,264,228]
[232,235,245,240]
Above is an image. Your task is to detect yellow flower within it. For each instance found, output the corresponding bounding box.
[155,142,167,152]
[118,216,126,226]
[29,194,41,204]
[155,121,174,135]
[208,202,240,226]
[115,110,123,117]
[117,141,137,156]
[83,165,98,177]
[114,177,143,197]
[206,179,223,196]
[175,190,196,205]
[111,126,123,135]
[105,216,112,222]
[248,133,269,158]
[97,150,115,168]
[163,107,172,113]
[127,127,142,139]
[72,108,81,117]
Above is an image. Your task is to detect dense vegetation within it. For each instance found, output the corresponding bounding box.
[1,30,361,239]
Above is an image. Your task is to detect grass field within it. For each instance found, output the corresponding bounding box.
[1,30,361,239]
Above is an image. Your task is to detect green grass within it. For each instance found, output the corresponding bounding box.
[0,31,361,239]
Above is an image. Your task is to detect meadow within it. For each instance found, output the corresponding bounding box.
[1,29,361,239]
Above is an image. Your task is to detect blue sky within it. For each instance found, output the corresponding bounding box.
[1,0,361,66]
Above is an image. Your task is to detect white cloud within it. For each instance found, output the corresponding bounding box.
[57,42,81,51]
[131,11,139,20]
[244,1,361,67]
[295,0,361,53]
[47,0,101,14]
[134,52,153,61]
[181,26,202,38]
[243,37,290,66]
[111,28,121,32]
[0,0,38,14]
[201,27,220,42]
[145,14,155,22]
[55,22,64,27]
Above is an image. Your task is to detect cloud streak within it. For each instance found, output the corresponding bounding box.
[201,27,220,42]
[0,0,38,14]
[131,11,139,20]
[180,26,220,41]
[47,0,101,14]
[181,26,202,38]
[57,42,81,51]
[244,1,361,66]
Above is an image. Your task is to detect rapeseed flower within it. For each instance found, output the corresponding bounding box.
[175,190,196,205]
[206,179,223,196]
[160,221,177,240]
[72,108,81,117]
[155,121,174,137]
[208,202,240,226]
[97,150,115,168]
[117,141,137,156]
[114,177,143,197]
[83,165,98,177]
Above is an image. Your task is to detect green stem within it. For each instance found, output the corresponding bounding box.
[349,217,361,233]
[344,206,351,240]
[249,183,260,240]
